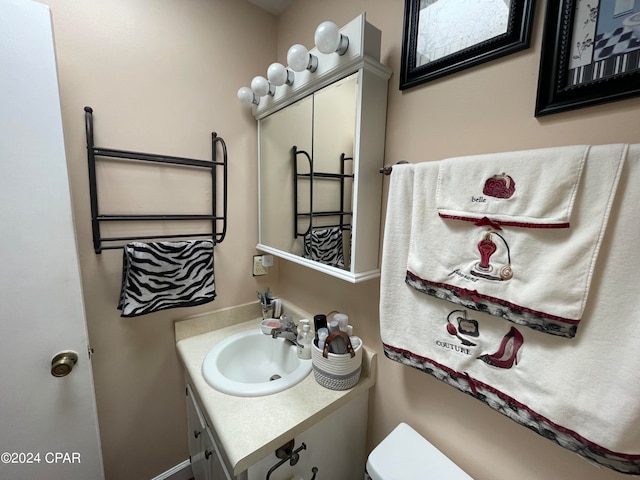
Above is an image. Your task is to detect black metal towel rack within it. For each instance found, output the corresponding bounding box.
[84,106,228,253]
[292,145,353,238]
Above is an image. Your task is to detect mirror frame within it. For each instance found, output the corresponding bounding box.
[399,0,537,90]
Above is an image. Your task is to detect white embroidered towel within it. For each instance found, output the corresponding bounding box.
[118,240,216,317]
[380,146,640,474]
[436,145,589,227]
[406,144,627,337]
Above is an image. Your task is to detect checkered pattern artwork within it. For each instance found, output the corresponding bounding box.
[536,0,640,116]
[594,27,640,60]
[568,3,640,87]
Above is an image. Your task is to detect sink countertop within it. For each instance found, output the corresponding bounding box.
[175,301,377,476]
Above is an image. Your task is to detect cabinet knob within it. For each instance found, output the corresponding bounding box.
[193,429,202,439]
[51,351,78,377]
[204,450,212,460]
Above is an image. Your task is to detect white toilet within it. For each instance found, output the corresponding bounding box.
[365,423,474,480]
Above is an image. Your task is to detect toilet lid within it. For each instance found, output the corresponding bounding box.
[366,423,474,480]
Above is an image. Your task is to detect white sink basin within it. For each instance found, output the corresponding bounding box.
[202,328,312,397]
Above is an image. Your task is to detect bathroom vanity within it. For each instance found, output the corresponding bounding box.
[175,301,377,480]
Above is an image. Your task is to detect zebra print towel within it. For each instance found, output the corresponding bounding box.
[118,240,215,317]
[303,227,345,268]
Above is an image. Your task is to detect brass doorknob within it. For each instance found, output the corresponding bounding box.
[51,351,78,377]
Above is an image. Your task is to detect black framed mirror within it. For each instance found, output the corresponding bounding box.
[399,0,537,90]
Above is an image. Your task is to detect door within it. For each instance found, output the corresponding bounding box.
[0,1,104,479]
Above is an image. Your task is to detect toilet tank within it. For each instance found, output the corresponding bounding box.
[365,423,473,480]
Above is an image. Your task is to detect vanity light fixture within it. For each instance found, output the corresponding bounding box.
[236,18,354,108]
[314,21,349,55]
[251,76,275,97]
[237,86,259,105]
[287,44,318,73]
[267,62,295,87]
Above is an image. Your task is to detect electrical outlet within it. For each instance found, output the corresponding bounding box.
[261,255,274,267]
[253,255,268,276]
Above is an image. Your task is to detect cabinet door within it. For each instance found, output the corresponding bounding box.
[313,72,358,161]
[186,385,210,480]
[260,95,313,256]
[310,73,358,268]
[203,428,235,480]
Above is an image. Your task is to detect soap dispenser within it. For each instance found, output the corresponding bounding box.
[297,324,313,360]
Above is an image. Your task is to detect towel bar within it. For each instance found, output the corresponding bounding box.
[84,106,228,253]
[379,160,410,175]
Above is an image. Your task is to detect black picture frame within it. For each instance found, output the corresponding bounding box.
[399,0,536,90]
[536,0,640,116]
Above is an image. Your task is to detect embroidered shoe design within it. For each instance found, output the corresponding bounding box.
[477,326,523,369]
[483,173,516,199]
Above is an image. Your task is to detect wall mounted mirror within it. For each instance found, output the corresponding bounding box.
[260,73,357,270]
[399,0,536,89]
[249,13,391,282]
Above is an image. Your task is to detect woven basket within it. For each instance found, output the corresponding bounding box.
[312,330,362,390]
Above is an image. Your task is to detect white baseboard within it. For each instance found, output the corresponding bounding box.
[150,459,193,480]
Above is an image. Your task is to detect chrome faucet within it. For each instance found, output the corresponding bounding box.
[271,314,298,345]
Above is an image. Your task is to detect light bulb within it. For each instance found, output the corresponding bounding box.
[250,76,275,97]
[314,22,349,55]
[287,44,318,73]
[314,21,349,55]
[237,87,258,105]
[267,62,294,87]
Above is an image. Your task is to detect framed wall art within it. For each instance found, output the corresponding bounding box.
[399,0,536,90]
[536,0,640,116]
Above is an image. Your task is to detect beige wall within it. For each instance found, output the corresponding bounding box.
[275,2,640,480]
[40,0,640,479]
[41,1,277,478]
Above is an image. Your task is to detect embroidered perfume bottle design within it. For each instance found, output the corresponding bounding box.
[483,173,515,199]
[477,326,523,369]
[471,229,513,282]
[446,309,479,346]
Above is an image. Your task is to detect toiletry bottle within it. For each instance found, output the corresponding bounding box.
[297,324,313,360]
[334,313,348,332]
[313,314,327,339]
[317,327,329,350]
[299,318,311,329]
[329,332,347,354]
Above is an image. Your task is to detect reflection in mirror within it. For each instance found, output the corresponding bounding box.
[259,73,358,270]
[294,149,353,269]
[260,95,312,257]
[416,0,510,67]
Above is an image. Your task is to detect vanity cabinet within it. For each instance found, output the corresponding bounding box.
[255,13,391,283]
[186,382,369,480]
[177,308,377,480]
[187,384,208,480]
[187,385,233,480]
